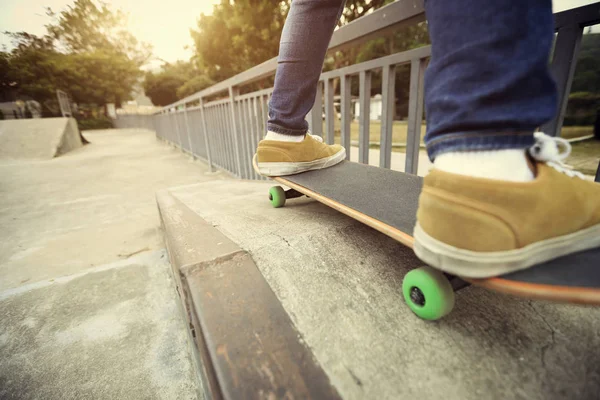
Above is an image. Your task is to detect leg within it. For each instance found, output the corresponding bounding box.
[254,0,346,176]
[424,0,556,159]
[414,0,600,278]
[267,0,346,136]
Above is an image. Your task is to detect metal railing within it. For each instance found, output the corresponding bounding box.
[115,0,600,179]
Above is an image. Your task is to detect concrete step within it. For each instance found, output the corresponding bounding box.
[157,189,341,400]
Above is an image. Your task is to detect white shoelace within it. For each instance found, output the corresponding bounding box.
[528,132,585,179]
[308,133,323,143]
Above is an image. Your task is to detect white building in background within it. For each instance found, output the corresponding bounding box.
[353,94,383,121]
[116,85,160,115]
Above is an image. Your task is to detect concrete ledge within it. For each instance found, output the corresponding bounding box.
[156,189,341,400]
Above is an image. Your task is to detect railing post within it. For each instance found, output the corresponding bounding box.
[380,64,396,169]
[173,109,183,148]
[252,98,263,179]
[199,98,214,171]
[340,75,352,160]
[183,104,195,157]
[325,78,335,144]
[311,81,323,137]
[238,99,251,179]
[541,24,583,137]
[358,71,372,164]
[405,58,426,175]
[228,87,243,177]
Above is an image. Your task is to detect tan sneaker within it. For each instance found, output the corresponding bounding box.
[414,151,600,278]
[253,134,345,176]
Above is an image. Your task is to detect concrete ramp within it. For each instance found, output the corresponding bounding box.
[0,118,83,160]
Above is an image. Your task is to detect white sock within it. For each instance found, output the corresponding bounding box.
[264,130,305,142]
[434,150,534,182]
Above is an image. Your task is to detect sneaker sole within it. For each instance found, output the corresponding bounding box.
[413,221,600,278]
[253,148,346,176]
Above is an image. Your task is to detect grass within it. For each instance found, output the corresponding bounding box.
[560,126,594,140]
[567,138,600,176]
[322,120,598,175]
[326,120,426,146]
[324,121,593,146]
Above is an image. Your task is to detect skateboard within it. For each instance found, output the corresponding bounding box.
[258,160,600,320]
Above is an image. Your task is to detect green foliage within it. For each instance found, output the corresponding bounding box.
[0,110,4,120]
[144,70,187,106]
[571,34,600,94]
[176,75,214,99]
[77,116,114,130]
[564,91,600,126]
[144,61,191,106]
[191,0,290,83]
[565,34,600,126]
[46,0,151,66]
[1,0,147,109]
[143,60,214,106]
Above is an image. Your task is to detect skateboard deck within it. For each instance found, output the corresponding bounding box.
[263,160,600,318]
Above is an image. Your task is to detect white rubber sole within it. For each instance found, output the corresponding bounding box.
[413,222,600,278]
[253,148,346,176]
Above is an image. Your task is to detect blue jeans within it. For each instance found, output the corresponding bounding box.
[267,0,557,160]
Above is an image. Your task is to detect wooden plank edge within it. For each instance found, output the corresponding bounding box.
[156,189,342,400]
[274,176,415,248]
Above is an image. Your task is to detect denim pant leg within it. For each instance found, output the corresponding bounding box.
[424,0,557,160]
[267,0,346,136]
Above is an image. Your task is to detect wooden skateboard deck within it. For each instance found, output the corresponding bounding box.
[264,161,600,317]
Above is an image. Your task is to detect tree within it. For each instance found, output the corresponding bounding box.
[177,75,214,99]
[191,0,290,83]
[1,33,62,105]
[571,33,600,94]
[46,0,151,66]
[143,61,213,106]
[144,68,188,106]
[1,0,147,110]
[563,34,600,128]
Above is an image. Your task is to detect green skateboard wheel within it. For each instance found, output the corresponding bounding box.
[269,186,286,208]
[402,266,455,320]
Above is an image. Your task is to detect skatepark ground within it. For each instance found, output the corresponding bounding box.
[1,127,598,399]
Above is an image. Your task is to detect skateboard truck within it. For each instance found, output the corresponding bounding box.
[268,187,306,208]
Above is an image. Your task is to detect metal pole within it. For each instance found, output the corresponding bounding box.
[340,75,352,160]
[541,24,583,137]
[199,98,214,171]
[228,87,243,177]
[325,79,335,144]
[311,82,323,137]
[405,58,426,175]
[380,64,396,169]
[183,105,195,157]
[358,71,372,164]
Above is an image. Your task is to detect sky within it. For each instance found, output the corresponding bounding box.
[0,0,220,67]
[0,0,597,66]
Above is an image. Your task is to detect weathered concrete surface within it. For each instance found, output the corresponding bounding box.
[0,129,226,399]
[169,180,600,400]
[0,129,226,291]
[0,250,196,399]
[0,118,83,160]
